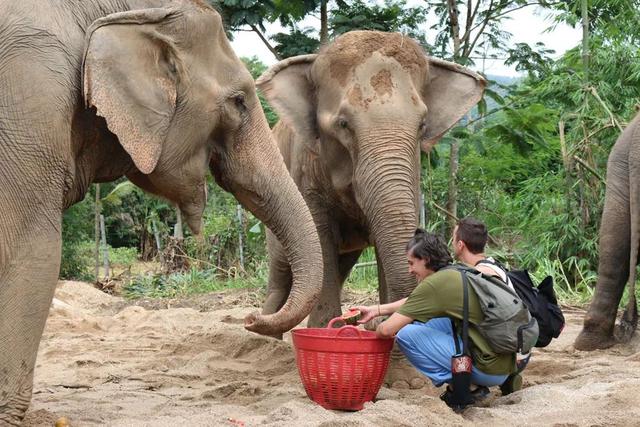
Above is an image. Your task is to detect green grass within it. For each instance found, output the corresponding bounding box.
[344,247,379,292]
[122,267,266,299]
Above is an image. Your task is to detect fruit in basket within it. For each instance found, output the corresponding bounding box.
[341,309,362,325]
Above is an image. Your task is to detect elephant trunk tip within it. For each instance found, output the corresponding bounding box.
[243,310,304,336]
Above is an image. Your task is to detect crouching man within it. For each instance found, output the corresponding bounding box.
[353,229,517,411]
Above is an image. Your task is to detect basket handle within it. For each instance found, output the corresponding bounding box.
[328,317,364,337]
[327,316,345,328]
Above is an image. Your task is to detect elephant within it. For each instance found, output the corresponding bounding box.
[574,113,640,350]
[256,31,485,330]
[0,0,322,423]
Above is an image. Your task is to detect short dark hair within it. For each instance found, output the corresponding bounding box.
[456,217,488,254]
[406,228,452,271]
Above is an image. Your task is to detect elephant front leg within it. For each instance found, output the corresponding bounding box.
[262,230,293,339]
[0,229,62,425]
[308,212,342,327]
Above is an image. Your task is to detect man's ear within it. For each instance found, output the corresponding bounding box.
[256,54,319,153]
[421,57,486,152]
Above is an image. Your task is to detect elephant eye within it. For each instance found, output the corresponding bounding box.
[418,120,427,134]
[234,94,246,110]
[338,118,348,129]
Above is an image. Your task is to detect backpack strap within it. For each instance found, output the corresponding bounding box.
[461,271,470,355]
[450,271,471,356]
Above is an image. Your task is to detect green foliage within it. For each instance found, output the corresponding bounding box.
[60,196,94,280]
[330,0,429,44]
[241,56,279,126]
[122,268,263,299]
[271,28,321,58]
[109,246,138,268]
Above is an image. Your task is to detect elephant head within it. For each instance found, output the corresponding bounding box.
[82,3,322,334]
[257,31,484,302]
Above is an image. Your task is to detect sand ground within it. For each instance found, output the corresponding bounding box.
[23,280,640,427]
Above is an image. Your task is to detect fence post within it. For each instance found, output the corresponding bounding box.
[237,204,245,270]
[419,192,426,228]
[174,208,184,240]
[99,214,109,279]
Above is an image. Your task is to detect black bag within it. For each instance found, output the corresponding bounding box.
[477,259,565,348]
[507,270,565,348]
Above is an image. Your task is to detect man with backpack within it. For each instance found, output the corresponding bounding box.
[353,229,523,412]
[452,217,531,394]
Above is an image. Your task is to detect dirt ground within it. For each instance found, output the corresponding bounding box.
[23,280,640,427]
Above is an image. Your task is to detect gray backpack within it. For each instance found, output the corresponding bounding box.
[446,264,539,355]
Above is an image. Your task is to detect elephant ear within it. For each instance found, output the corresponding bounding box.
[83,9,179,174]
[256,54,319,153]
[421,58,486,152]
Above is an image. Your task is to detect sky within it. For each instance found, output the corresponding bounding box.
[230,3,582,78]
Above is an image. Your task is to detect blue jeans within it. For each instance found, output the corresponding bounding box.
[396,317,509,387]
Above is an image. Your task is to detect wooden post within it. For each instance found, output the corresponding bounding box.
[174,208,184,240]
[94,184,100,283]
[99,214,109,279]
[419,192,426,228]
[237,204,244,270]
[152,217,163,263]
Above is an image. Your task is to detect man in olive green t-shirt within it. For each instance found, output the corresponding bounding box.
[354,229,515,395]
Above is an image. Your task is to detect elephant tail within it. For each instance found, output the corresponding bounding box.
[617,125,640,343]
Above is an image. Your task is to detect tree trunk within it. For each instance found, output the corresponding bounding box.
[320,0,329,45]
[447,0,461,59]
[250,24,282,60]
[446,141,459,234]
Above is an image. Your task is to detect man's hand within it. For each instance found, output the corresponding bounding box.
[350,305,379,324]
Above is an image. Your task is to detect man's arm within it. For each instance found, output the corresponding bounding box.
[376,312,413,338]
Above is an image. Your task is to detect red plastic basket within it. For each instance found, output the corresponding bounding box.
[291,317,395,411]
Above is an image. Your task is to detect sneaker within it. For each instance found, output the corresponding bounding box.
[440,385,490,412]
[500,373,523,396]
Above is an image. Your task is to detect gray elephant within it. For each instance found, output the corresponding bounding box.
[575,113,640,350]
[0,0,322,423]
[256,31,485,329]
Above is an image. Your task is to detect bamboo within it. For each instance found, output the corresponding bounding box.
[573,155,605,184]
[589,86,624,132]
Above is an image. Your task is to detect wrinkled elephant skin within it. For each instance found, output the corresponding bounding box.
[0,1,322,423]
[256,31,485,329]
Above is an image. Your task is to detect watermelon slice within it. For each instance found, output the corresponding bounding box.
[341,309,362,325]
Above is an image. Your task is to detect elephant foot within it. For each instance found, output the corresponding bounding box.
[574,328,617,351]
[383,356,427,390]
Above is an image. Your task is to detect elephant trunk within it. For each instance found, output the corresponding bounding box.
[243,165,323,335]
[356,130,421,301]
[215,108,323,336]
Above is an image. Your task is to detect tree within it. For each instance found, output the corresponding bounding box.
[425,0,559,233]
[330,0,429,44]
[210,0,320,60]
